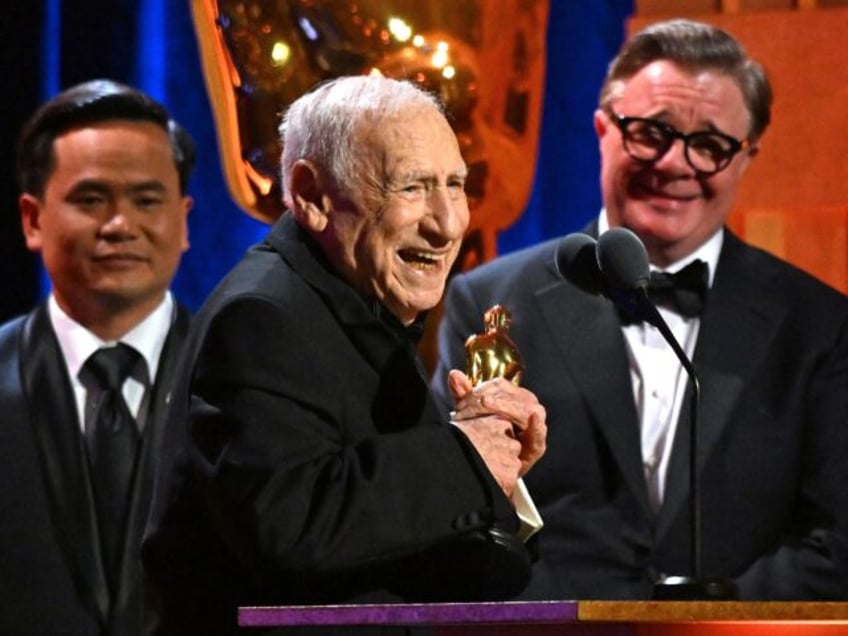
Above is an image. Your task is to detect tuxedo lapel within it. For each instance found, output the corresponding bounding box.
[655,233,786,542]
[136,303,190,474]
[535,273,653,518]
[22,306,110,623]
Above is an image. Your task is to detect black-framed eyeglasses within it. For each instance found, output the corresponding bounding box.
[607,110,750,176]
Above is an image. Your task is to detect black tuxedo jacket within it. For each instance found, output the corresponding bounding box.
[0,302,190,635]
[432,228,848,600]
[143,215,526,635]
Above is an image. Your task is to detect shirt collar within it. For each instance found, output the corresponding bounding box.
[48,292,175,384]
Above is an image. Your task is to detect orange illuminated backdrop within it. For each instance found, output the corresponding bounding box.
[633,0,848,294]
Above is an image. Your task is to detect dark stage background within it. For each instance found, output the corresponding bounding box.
[0,1,633,320]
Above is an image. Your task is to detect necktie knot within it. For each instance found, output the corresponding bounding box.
[647,259,709,318]
[85,343,140,391]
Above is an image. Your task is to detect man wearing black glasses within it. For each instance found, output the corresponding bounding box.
[433,19,848,600]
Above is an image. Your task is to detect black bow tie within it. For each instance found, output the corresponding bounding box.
[647,259,709,318]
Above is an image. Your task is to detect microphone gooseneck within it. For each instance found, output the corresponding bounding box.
[594,227,704,588]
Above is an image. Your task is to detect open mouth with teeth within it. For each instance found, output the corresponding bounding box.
[398,249,443,271]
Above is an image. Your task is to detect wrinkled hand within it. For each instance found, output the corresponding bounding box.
[448,369,547,496]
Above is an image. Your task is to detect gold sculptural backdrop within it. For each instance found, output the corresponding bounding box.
[191,0,548,266]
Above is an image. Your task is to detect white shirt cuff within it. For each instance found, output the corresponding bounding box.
[512,477,543,542]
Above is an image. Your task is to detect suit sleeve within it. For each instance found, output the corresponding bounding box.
[734,310,848,599]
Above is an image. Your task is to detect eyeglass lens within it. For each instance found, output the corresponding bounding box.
[621,118,738,174]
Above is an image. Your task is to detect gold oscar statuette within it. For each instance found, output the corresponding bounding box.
[465,305,542,544]
[464,305,523,387]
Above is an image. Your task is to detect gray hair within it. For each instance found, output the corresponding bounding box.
[278,75,444,206]
[599,19,772,142]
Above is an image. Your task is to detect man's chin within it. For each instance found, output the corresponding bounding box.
[386,292,444,325]
[92,283,162,308]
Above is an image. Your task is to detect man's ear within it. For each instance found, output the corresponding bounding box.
[179,195,193,253]
[593,108,609,140]
[290,160,329,233]
[19,193,43,252]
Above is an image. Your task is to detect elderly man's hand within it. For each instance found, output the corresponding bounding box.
[447,369,547,495]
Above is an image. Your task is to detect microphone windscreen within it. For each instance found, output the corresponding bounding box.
[596,227,651,291]
[554,233,604,296]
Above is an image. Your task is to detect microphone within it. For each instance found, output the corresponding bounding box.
[595,227,651,291]
[555,229,664,330]
[553,232,605,296]
[596,227,684,329]
[562,227,737,600]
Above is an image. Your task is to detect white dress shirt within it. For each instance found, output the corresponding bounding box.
[48,292,175,433]
[599,211,722,511]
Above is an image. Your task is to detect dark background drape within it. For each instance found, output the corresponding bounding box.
[0,1,633,320]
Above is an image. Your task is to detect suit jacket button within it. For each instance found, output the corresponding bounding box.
[453,511,482,530]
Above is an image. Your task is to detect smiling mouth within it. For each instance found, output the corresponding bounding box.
[634,175,701,200]
[398,249,444,271]
[633,181,701,204]
[94,253,147,267]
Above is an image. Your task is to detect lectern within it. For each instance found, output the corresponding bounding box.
[240,601,848,634]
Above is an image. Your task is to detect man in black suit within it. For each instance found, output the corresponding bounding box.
[433,19,848,600]
[143,75,547,635]
[0,79,194,634]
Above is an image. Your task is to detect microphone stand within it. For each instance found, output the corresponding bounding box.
[561,228,738,599]
[617,289,737,600]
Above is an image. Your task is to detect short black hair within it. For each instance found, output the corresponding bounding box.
[16,78,196,196]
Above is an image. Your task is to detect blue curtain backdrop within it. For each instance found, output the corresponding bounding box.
[1,0,633,317]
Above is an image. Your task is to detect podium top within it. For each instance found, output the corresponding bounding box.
[239,601,576,627]
[239,600,848,628]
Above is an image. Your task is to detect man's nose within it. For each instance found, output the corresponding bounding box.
[427,188,468,240]
[100,201,136,237]
[653,137,695,175]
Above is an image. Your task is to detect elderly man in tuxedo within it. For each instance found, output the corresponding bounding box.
[143,75,547,635]
[434,19,848,600]
[0,80,194,634]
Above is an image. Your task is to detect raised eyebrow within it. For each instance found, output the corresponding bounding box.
[393,169,468,187]
[642,112,728,136]
[633,108,671,123]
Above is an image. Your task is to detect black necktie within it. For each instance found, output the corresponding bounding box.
[83,343,141,590]
[647,259,709,318]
